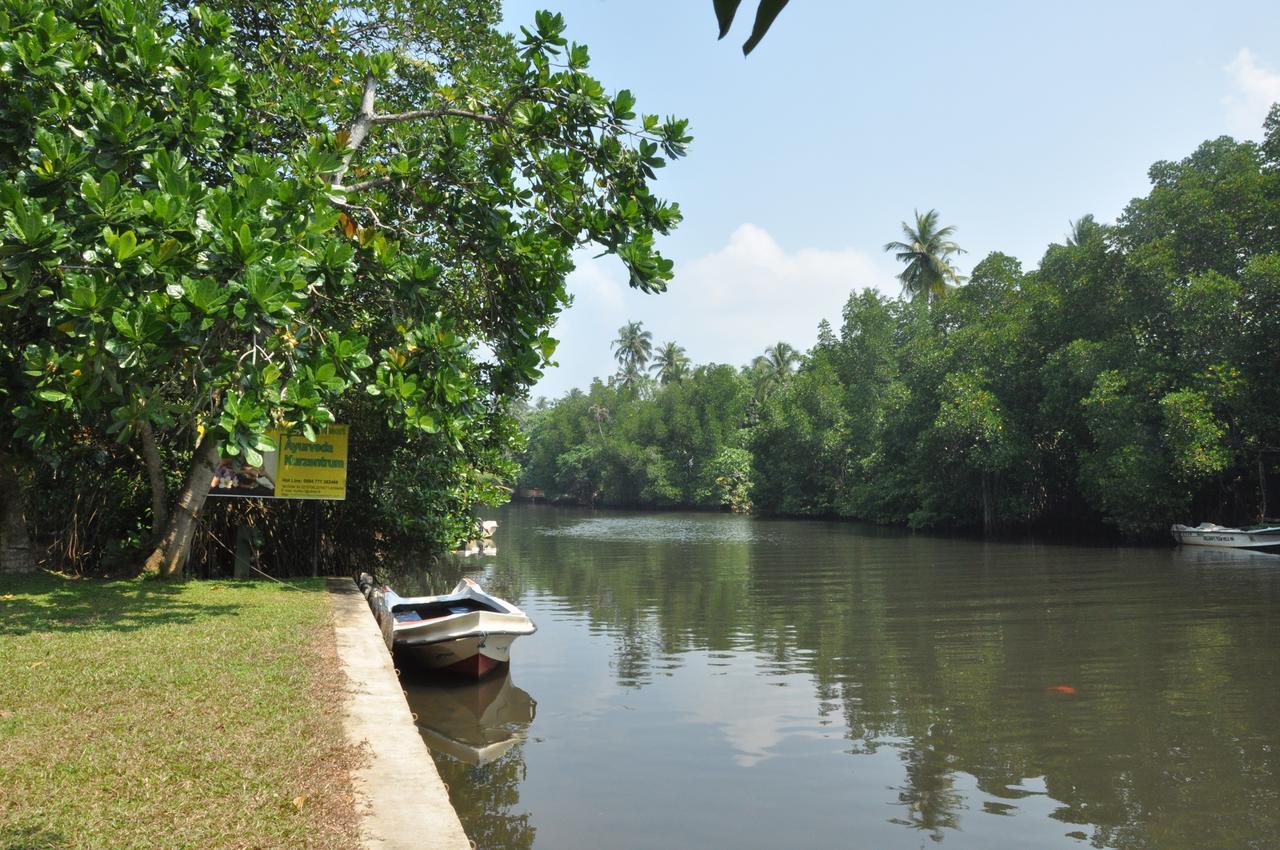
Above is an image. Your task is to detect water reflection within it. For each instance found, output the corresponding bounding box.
[1170,545,1280,566]
[541,514,780,544]
[403,505,1280,849]
[404,671,536,766]
[404,669,539,850]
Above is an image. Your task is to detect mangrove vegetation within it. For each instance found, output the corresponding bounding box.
[519,112,1280,538]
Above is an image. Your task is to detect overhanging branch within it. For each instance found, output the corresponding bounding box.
[372,107,500,125]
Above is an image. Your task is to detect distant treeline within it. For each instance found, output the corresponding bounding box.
[517,111,1280,538]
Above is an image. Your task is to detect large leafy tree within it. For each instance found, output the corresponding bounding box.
[0,0,689,575]
[884,209,967,304]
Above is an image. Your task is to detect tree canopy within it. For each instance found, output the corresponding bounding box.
[521,112,1280,539]
[0,0,689,575]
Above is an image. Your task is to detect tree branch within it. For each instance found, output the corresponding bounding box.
[343,176,397,193]
[371,107,501,125]
[334,73,379,186]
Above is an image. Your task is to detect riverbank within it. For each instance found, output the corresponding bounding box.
[326,577,471,849]
[0,572,360,849]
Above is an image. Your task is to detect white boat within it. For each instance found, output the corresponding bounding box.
[1170,522,1280,553]
[359,573,536,678]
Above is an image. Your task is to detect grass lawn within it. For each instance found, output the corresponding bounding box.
[0,572,360,850]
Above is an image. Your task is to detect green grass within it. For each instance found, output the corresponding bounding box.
[0,572,359,850]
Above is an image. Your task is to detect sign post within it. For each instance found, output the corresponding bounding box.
[207,425,350,576]
[208,425,349,501]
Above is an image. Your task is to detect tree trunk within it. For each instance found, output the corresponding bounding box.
[139,421,168,542]
[141,436,220,579]
[1260,453,1270,524]
[0,452,35,573]
[981,472,994,537]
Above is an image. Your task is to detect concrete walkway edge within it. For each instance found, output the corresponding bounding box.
[327,577,472,850]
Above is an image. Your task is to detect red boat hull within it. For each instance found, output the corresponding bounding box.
[443,653,507,679]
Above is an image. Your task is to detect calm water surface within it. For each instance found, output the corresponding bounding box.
[390,505,1280,850]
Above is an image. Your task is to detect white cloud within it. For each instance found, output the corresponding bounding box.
[1224,48,1280,138]
[564,257,626,313]
[533,225,898,398]
[662,223,897,364]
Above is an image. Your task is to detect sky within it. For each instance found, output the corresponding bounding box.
[498,1,1280,399]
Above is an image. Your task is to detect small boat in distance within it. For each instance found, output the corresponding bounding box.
[1171,522,1280,554]
[358,573,537,678]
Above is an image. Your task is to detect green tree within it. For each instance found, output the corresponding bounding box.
[884,209,967,304]
[750,357,849,515]
[747,341,799,408]
[0,0,690,575]
[521,107,1280,540]
[709,446,753,512]
[612,320,655,378]
[1065,213,1106,247]
[650,341,691,385]
[589,403,611,437]
[760,341,800,379]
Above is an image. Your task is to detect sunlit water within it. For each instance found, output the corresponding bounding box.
[387,505,1280,850]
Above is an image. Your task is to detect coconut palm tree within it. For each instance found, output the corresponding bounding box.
[747,341,799,407]
[588,403,610,437]
[1066,214,1104,247]
[762,342,798,379]
[611,321,653,375]
[650,342,691,385]
[883,209,966,304]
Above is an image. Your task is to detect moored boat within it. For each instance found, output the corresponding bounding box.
[359,573,537,677]
[1170,522,1280,553]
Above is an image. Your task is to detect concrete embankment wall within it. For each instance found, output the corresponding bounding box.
[326,577,471,850]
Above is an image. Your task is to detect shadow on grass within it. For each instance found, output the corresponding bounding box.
[0,824,67,850]
[0,572,322,637]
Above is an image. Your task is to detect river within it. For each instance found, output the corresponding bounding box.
[388,504,1280,850]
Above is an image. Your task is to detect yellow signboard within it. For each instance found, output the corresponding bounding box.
[275,425,348,500]
[208,425,349,501]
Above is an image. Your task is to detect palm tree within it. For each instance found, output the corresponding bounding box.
[611,321,653,376]
[1066,214,1104,247]
[761,342,798,379]
[588,403,610,437]
[883,209,966,304]
[650,341,691,385]
[747,341,799,406]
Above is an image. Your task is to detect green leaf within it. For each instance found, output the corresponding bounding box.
[153,238,181,266]
[111,310,136,339]
[713,0,789,54]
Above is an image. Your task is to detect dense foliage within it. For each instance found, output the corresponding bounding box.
[519,363,753,510]
[0,0,688,574]
[521,111,1280,538]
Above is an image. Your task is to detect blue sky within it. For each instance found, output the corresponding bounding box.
[499,1,1280,399]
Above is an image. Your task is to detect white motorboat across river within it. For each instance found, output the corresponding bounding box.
[359,573,537,677]
[1170,522,1280,553]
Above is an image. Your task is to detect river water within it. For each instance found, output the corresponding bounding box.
[390,504,1280,850]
